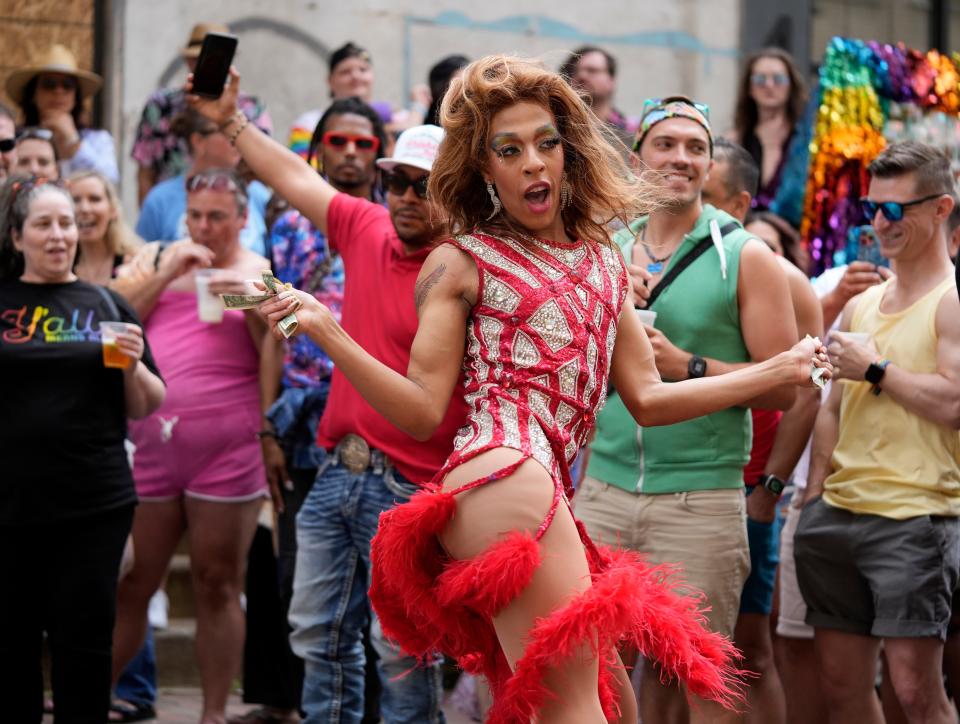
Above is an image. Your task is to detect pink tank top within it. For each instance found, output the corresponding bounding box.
[143,289,260,414]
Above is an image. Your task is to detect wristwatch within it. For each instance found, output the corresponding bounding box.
[759,473,786,496]
[687,354,707,379]
[865,358,890,395]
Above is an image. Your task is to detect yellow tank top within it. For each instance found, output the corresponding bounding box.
[824,275,960,519]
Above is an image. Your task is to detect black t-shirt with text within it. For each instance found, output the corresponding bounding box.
[0,279,162,525]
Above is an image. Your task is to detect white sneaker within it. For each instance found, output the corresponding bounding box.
[148,589,169,629]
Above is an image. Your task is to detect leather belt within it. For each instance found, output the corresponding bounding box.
[334,433,388,474]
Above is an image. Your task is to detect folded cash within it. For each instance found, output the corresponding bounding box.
[221,293,273,310]
[217,270,299,338]
[262,269,299,339]
[805,334,827,389]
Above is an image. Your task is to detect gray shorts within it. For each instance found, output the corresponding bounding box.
[794,497,960,639]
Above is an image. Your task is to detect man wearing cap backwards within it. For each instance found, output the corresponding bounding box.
[573,96,798,724]
[131,22,273,204]
[190,66,463,722]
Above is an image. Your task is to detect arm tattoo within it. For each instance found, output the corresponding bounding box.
[414,263,447,312]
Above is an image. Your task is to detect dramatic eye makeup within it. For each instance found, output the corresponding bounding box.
[490,125,561,159]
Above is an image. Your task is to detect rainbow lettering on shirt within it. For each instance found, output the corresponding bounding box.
[1,305,99,344]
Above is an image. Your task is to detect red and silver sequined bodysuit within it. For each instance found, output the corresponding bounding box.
[370,232,740,723]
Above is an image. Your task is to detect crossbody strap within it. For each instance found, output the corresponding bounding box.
[640,221,739,309]
[92,284,122,321]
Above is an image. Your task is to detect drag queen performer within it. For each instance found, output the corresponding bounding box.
[190,56,830,723]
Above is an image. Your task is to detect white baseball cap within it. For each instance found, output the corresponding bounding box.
[376,124,444,173]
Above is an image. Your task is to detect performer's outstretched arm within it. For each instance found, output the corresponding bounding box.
[188,68,339,237]
[610,288,830,428]
[259,244,475,441]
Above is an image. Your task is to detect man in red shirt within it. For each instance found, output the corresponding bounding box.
[283,125,464,722]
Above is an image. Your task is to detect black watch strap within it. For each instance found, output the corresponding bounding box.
[688,354,707,379]
[759,474,786,496]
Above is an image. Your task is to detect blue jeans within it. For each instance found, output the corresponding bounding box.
[114,627,156,707]
[289,453,445,724]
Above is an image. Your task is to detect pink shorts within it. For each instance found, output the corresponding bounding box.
[130,404,267,503]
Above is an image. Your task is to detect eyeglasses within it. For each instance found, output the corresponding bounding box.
[322,131,380,152]
[750,73,790,87]
[187,173,241,193]
[17,127,54,142]
[38,76,78,92]
[860,193,943,222]
[383,171,429,199]
[0,138,14,153]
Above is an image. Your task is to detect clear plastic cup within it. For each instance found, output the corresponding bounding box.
[636,309,658,327]
[195,269,224,323]
[99,321,133,369]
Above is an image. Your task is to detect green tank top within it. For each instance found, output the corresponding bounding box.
[587,205,753,494]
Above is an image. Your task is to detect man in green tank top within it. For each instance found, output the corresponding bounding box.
[573,97,799,724]
[796,142,960,724]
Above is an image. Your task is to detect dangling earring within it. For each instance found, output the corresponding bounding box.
[486,182,501,220]
[560,176,572,210]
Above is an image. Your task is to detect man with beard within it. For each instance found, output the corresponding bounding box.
[574,97,797,724]
[234,97,389,724]
[284,123,461,722]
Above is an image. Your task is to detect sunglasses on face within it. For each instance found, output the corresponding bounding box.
[322,131,380,152]
[187,174,241,193]
[0,138,14,153]
[38,76,77,92]
[860,193,943,222]
[383,171,429,199]
[751,73,790,87]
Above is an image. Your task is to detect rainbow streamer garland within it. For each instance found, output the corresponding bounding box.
[803,37,960,274]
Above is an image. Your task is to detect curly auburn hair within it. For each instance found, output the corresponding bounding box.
[430,55,660,245]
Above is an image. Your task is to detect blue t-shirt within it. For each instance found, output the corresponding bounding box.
[135,174,271,256]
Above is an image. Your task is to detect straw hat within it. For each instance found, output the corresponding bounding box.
[181,22,231,59]
[5,44,102,106]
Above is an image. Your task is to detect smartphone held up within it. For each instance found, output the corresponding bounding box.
[190,32,238,99]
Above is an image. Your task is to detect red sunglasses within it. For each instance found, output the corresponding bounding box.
[322,131,380,152]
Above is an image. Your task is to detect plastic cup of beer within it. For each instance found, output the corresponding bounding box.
[99,322,133,369]
[195,269,224,323]
[636,309,658,327]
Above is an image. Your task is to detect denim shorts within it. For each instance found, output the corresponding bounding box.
[739,510,780,615]
[795,497,960,640]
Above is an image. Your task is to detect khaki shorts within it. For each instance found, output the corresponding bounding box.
[573,476,750,638]
[776,499,813,639]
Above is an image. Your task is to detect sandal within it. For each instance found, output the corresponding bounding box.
[108,699,157,722]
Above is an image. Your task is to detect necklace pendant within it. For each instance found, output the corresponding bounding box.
[647,262,664,274]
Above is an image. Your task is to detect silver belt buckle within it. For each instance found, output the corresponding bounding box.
[340,434,371,474]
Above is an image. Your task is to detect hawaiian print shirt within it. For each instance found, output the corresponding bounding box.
[270,209,343,388]
[131,88,273,183]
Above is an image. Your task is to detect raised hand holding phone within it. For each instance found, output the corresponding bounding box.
[190,32,237,99]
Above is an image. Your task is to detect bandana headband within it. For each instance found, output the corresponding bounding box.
[634,96,713,154]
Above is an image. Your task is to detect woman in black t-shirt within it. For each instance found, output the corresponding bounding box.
[0,175,165,722]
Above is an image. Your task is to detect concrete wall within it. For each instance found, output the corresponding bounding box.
[117,0,743,215]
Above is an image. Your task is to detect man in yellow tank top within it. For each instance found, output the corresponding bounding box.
[795,141,960,724]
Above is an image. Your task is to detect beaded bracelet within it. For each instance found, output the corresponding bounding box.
[220,109,249,146]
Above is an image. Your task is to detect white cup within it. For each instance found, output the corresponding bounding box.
[636,309,658,327]
[195,269,224,323]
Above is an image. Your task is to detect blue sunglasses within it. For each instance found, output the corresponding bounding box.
[860,193,942,222]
